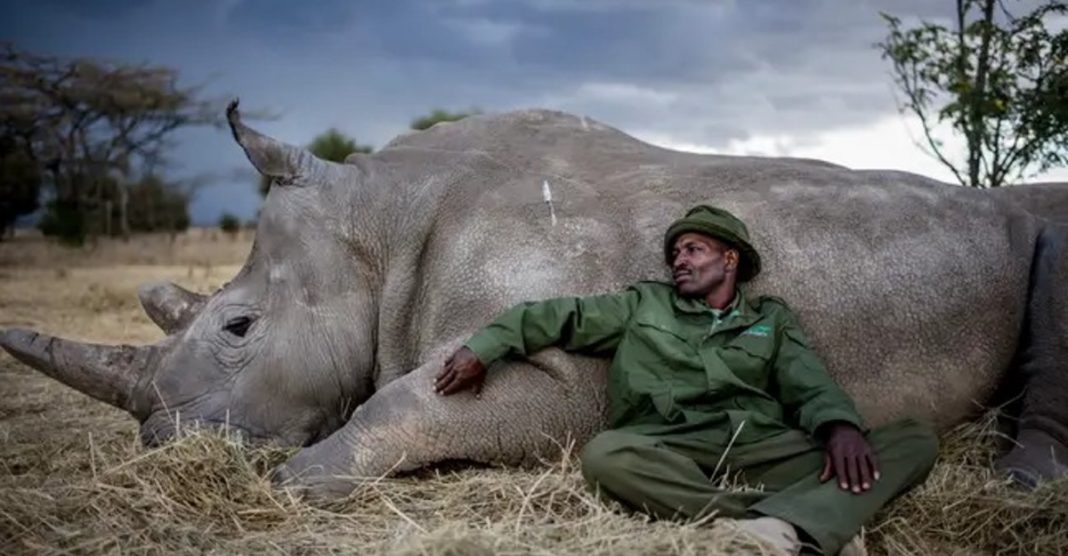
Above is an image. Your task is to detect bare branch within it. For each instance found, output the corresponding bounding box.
[888,34,969,185]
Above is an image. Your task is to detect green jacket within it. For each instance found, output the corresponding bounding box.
[465,282,865,445]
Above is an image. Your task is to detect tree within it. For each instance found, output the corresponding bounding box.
[310,128,373,163]
[36,173,190,243]
[116,174,191,234]
[409,108,478,131]
[258,128,372,196]
[0,44,223,240]
[0,136,40,239]
[879,1,1068,188]
[218,212,240,237]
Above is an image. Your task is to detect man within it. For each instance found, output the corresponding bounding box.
[434,205,938,555]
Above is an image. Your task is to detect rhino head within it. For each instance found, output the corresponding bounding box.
[1,101,379,447]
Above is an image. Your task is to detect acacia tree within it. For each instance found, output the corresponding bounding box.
[0,136,40,238]
[258,128,372,196]
[0,44,223,241]
[879,0,1068,188]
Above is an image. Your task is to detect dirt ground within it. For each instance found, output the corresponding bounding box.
[1,231,1065,555]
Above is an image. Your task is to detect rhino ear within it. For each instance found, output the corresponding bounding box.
[226,99,329,185]
[138,281,207,334]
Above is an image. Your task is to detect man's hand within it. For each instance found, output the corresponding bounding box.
[819,422,880,494]
[434,346,487,396]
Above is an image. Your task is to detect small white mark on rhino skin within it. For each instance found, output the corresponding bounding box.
[269,263,287,283]
[542,179,558,226]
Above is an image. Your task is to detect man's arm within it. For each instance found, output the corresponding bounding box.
[434,288,640,395]
[770,301,878,494]
[772,307,865,435]
[465,289,640,365]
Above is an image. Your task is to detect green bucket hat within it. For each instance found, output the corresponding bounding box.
[663,205,762,282]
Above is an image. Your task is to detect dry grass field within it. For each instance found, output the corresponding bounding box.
[1,230,1066,555]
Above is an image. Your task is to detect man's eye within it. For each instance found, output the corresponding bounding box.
[223,316,253,337]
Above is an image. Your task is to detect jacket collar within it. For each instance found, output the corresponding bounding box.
[672,286,762,333]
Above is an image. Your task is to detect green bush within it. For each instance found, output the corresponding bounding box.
[38,174,190,244]
[37,200,87,246]
[218,213,241,236]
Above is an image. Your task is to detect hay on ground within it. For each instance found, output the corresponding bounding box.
[1,404,1066,555]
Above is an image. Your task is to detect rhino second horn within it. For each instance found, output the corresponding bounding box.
[0,328,154,413]
[138,281,207,334]
[226,99,327,183]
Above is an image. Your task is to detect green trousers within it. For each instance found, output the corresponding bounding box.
[580,418,939,555]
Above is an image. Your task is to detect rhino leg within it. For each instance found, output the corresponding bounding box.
[274,344,607,500]
[997,224,1068,487]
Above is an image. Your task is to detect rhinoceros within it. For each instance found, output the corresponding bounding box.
[2,102,1066,498]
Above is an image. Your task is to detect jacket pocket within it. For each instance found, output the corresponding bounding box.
[725,336,774,360]
[718,337,773,389]
[632,318,697,366]
[634,318,691,343]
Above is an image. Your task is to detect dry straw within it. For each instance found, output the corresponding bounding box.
[1,407,1065,555]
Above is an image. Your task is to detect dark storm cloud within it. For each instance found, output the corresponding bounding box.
[38,0,147,19]
[0,0,999,223]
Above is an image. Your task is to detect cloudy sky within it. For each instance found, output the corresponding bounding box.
[3,0,1066,225]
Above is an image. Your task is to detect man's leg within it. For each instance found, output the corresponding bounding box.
[580,420,937,554]
[746,418,939,555]
[579,428,769,520]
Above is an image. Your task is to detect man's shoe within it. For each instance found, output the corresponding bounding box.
[731,516,801,555]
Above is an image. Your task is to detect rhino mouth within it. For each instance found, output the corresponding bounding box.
[139,415,264,447]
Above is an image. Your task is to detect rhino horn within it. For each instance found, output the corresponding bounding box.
[0,328,154,413]
[226,99,327,183]
[138,281,207,334]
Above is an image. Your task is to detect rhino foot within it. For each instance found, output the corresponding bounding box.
[270,457,360,503]
[995,428,1068,489]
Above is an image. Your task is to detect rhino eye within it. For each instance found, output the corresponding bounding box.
[223,316,254,337]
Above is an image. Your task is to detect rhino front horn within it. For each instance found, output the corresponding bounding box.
[138,281,207,334]
[226,98,329,184]
[0,328,154,413]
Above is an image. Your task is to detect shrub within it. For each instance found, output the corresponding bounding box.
[218,213,241,237]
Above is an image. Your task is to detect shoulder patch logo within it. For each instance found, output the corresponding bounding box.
[742,324,772,337]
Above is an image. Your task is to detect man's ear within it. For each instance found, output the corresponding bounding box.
[725,249,740,272]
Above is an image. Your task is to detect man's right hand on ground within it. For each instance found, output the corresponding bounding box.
[434,346,487,396]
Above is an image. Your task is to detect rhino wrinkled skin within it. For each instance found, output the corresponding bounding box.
[2,101,1067,498]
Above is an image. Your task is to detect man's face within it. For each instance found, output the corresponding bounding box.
[670,232,739,298]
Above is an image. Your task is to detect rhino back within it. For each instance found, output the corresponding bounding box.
[990,182,1068,224]
[372,110,1039,430]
